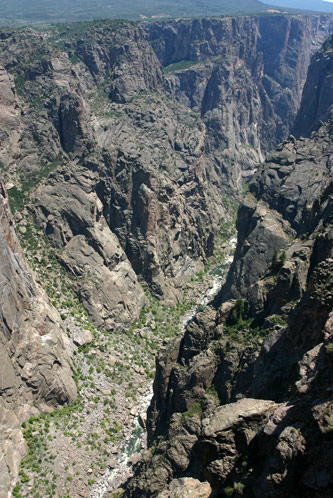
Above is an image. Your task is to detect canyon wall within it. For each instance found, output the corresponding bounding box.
[0,18,333,496]
[0,184,77,496]
[126,34,333,498]
[0,15,332,326]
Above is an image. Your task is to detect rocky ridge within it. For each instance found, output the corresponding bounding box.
[0,193,236,498]
[0,14,332,327]
[0,14,333,498]
[294,33,333,137]
[0,183,77,497]
[146,15,333,185]
[125,37,333,498]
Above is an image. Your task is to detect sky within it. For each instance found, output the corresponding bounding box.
[261,0,333,11]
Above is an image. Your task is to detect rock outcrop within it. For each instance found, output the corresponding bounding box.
[146,15,333,185]
[0,15,332,324]
[0,183,77,496]
[294,35,333,137]
[126,35,333,498]
[1,17,333,495]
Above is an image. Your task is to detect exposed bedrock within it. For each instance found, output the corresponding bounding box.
[0,183,77,495]
[0,15,332,324]
[126,35,333,496]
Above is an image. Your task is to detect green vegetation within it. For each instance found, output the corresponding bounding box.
[17,213,228,495]
[229,298,245,325]
[269,314,287,327]
[164,60,199,73]
[14,74,26,95]
[326,343,333,355]
[69,54,80,64]
[223,486,234,497]
[222,194,239,218]
[7,154,63,213]
[223,482,245,496]
[0,0,280,27]
[219,297,272,344]
[223,311,267,345]
[206,384,219,399]
[7,187,26,213]
[234,482,245,495]
[324,405,333,432]
[128,290,195,341]
[180,401,203,425]
[185,401,203,419]
[320,35,333,53]
[271,249,287,272]
[111,491,124,498]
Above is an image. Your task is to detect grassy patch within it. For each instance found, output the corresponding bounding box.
[14,74,26,95]
[164,60,199,73]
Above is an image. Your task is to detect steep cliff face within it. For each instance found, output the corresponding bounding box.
[146,15,333,186]
[0,15,332,327]
[0,21,217,317]
[126,37,333,498]
[0,183,77,496]
[1,13,333,498]
[294,34,333,137]
[221,124,333,317]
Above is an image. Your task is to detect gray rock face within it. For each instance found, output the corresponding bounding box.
[0,15,332,324]
[0,183,77,494]
[196,398,277,487]
[294,34,333,138]
[127,38,333,497]
[157,477,211,498]
[146,15,333,187]
[0,406,28,498]
[33,162,146,329]
[0,183,77,407]
[0,21,218,313]
[220,119,333,316]
[1,17,333,496]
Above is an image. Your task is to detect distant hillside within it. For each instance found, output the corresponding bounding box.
[0,0,293,26]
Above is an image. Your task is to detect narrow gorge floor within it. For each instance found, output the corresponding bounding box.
[15,221,236,498]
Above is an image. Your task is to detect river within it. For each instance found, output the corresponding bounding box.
[91,235,236,497]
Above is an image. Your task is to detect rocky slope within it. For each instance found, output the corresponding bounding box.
[0,14,332,328]
[125,37,333,498]
[294,34,333,137]
[146,15,333,185]
[1,14,333,498]
[0,183,77,497]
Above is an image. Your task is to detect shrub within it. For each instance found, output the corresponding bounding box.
[230,298,245,325]
[272,250,286,272]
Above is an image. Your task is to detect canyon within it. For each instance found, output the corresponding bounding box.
[0,11,332,498]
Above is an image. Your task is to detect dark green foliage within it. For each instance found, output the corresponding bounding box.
[12,484,22,498]
[185,401,203,418]
[268,314,287,327]
[229,298,245,326]
[69,54,80,64]
[7,186,26,213]
[280,250,287,265]
[14,74,25,95]
[164,60,199,73]
[271,250,286,272]
[321,35,333,52]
